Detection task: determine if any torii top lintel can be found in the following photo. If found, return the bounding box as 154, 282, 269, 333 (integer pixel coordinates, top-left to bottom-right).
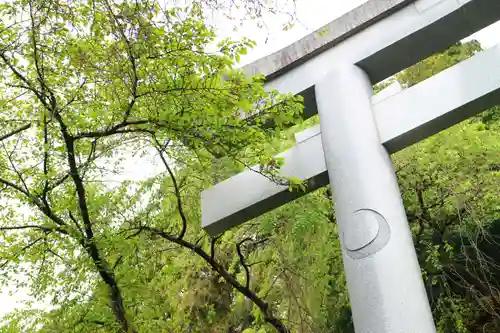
243, 0, 417, 81
240, 0, 500, 120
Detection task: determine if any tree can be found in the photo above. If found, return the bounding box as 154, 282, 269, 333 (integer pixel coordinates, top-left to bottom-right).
0, 0, 302, 332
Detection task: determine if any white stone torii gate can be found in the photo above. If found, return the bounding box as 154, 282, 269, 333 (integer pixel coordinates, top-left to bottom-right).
201, 0, 500, 332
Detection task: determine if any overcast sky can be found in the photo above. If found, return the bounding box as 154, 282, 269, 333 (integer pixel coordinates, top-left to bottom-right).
2, 0, 500, 319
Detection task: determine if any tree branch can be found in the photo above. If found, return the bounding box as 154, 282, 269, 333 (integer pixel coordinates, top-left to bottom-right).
130, 226, 290, 333
0, 54, 42, 98
0, 123, 32, 142
73, 120, 151, 139
2, 139, 31, 196
54, 108, 137, 333
68, 210, 84, 236
42, 111, 50, 199
237, 237, 252, 289
21, 236, 45, 251
210, 234, 222, 260
0, 224, 66, 234
0, 177, 30, 197
102, 0, 137, 122
28, 0, 56, 111
152, 135, 187, 239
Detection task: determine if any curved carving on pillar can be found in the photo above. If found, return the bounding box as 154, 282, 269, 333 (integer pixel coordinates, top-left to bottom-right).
342, 209, 391, 259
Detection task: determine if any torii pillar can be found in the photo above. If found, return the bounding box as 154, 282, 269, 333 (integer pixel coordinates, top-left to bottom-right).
316, 64, 434, 332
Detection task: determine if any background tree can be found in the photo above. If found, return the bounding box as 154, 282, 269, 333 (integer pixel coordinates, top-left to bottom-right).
393, 41, 500, 333
0, 0, 302, 331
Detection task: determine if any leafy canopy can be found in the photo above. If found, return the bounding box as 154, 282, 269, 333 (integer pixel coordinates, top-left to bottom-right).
0, 0, 302, 332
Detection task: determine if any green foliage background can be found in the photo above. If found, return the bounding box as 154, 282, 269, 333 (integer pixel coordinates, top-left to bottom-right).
0, 0, 499, 331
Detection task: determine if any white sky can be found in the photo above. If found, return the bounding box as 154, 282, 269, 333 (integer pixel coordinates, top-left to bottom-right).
2, 0, 500, 320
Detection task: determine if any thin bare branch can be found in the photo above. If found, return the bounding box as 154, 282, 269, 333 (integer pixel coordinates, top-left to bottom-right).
0, 224, 61, 233
0, 176, 30, 197
68, 210, 84, 236
237, 237, 252, 289
42, 111, 50, 198
152, 135, 188, 239
210, 234, 222, 260
0, 123, 32, 142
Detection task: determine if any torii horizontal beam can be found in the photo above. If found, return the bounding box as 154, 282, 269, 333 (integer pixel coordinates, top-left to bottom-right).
202, 44, 500, 235
246, 0, 500, 121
